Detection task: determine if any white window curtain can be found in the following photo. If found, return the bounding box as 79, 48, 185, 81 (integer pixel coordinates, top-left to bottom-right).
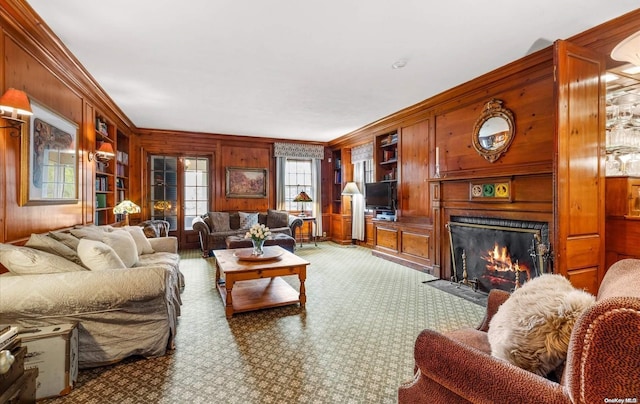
274, 143, 324, 236
351, 143, 371, 242
275, 157, 287, 210
311, 159, 322, 238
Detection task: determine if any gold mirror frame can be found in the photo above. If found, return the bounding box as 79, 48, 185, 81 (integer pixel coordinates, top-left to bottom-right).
472, 99, 515, 163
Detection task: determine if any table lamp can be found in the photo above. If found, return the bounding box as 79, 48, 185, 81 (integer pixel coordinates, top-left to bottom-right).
293, 187, 313, 217
113, 200, 141, 225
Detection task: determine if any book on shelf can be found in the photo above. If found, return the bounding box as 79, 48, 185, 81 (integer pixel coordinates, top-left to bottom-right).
96, 193, 107, 208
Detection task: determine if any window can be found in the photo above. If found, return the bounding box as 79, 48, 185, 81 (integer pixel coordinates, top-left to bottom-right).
183, 157, 209, 230
364, 158, 374, 184
285, 159, 312, 212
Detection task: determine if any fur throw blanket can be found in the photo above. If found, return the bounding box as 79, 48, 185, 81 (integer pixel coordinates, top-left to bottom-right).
487, 274, 596, 376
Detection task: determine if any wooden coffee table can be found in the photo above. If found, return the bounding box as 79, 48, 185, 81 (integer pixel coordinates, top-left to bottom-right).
213, 245, 310, 318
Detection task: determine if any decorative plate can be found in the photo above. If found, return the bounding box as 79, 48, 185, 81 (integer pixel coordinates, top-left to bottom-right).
233, 248, 283, 261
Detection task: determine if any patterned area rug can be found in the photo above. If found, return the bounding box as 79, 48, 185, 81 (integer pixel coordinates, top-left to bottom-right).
44, 243, 484, 404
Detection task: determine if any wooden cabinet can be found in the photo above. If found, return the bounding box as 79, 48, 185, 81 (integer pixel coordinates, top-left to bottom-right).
399, 120, 430, 217
371, 219, 433, 273
605, 176, 640, 270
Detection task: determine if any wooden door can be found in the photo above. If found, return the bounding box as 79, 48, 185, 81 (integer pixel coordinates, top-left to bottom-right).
554, 40, 606, 294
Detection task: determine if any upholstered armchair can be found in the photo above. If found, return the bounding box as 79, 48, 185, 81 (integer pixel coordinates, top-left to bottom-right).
398, 259, 640, 403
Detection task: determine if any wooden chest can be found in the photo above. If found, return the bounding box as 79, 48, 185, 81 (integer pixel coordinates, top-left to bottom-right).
19, 323, 78, 400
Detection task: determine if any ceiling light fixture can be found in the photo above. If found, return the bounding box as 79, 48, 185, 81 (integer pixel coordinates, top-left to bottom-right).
391, 59, 407, 69
611, 30, 640, 66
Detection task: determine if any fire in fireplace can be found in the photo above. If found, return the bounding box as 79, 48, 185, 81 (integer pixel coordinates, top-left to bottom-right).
447, 217, 550, 293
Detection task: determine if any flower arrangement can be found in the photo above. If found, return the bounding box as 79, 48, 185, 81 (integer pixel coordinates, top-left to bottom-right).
245, 223, 271, 242
245, 223, 271, 255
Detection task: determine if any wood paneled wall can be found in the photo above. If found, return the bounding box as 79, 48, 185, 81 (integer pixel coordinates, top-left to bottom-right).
136, 129, 323, 215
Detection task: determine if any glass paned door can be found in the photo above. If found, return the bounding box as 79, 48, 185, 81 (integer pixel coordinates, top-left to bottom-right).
150, 156, 178, 231
183, 157, 209, 230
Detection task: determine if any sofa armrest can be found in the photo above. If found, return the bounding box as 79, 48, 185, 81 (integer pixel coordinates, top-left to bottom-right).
563, 296, 640, 402
413, 329, 569, 403
192, 216, 211, 235
148, 236, 178, 254
477, 288, 510, 332
288, 215, 303, 238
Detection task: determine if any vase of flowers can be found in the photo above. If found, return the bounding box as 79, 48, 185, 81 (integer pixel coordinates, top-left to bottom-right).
245, 223, 271, 256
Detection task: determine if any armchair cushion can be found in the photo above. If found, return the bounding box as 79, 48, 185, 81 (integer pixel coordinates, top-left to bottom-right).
487, 274, 595, 376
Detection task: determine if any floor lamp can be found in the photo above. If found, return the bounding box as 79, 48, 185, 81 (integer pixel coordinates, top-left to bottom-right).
341, 182, 361, 247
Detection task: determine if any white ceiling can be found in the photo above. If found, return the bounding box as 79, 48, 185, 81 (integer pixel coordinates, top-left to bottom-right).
25, 1, 640, 142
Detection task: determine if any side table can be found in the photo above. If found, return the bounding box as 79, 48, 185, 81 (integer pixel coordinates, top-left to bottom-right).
297, 216, 318, 247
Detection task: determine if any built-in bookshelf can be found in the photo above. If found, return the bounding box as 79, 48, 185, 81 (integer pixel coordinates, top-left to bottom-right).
93, 113, 131, 225
332, 149, 342, 214
94, 113, 115, 225
376, 130, 398, 182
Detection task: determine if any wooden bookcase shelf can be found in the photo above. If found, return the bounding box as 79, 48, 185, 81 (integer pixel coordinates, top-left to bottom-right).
93, 113, 129, 225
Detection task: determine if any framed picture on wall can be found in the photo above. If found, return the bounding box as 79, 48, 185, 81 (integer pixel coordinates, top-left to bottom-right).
20, 99, 79, 205
225, 167, 268, 198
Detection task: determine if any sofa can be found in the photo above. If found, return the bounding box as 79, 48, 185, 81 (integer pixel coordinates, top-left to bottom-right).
192, 210, 302, 256
0, 224, 184, 368
398, 258, 640, 403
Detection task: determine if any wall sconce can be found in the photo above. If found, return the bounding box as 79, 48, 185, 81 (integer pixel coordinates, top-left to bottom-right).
113, 200, 141, 226
0, 88, 32, 137
611, 30, 640, 66
88, 141, 116, 163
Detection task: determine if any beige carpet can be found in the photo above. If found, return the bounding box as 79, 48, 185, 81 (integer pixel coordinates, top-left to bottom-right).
44, 242, 484, 404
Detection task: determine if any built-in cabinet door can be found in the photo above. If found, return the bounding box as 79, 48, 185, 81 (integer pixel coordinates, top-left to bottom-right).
399, 119, 430, 217
554, 40, 606, 294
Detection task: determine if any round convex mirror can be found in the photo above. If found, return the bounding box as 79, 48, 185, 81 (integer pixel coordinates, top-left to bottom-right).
472, 99, 515, 163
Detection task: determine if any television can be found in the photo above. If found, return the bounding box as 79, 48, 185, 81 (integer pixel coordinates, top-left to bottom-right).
365, 182, 394, 210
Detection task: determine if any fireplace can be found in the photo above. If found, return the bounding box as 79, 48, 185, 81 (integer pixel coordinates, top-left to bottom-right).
447, 217, 551, 293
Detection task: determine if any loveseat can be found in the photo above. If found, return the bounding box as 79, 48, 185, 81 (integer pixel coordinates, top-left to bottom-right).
398, 259, 640, 403
192, 210, 302, 256
0, 224, 184, 368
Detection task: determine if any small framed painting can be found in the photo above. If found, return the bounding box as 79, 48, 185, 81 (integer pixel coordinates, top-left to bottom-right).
225, 167, 268, 198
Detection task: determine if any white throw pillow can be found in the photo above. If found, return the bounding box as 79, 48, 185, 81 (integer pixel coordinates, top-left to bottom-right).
0, 244, 86, 274
487, 274, 596, 376
102, 230, 138, 267
239, 212, 259, 229
77, 239, 126, 271
124, 226, 155, 255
